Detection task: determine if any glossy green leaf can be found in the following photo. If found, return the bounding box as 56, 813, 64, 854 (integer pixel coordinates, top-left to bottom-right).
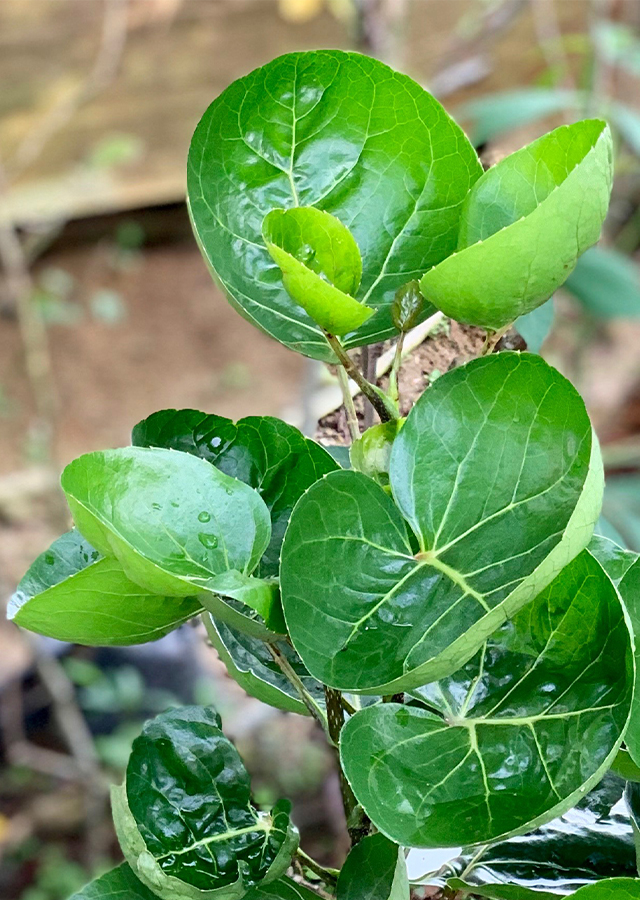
447, 880, 556, 899
69, 864, 159, 900
245, 878, 323, 900
420, 120, 613, 329
112, 706, 298, 900
187, 49, 481, 360
515, 298, 554, 353
8, 530, 201, 645
588, 534, 638, 585
203, 614, 324, 715
613, 749, 640, 783
340, 550, 633, 847
132, 410, 337, 578
391, 281, 428, 333
337, 833, 409, 900
262, 207, 372, 335
564, 246, 640, 319
617, 558, 640, 767
61, 446, 271, 598
282, 353, 602, 693
452, 771, 636, 895
349, 420, 402, 489
571, 880, 640, 898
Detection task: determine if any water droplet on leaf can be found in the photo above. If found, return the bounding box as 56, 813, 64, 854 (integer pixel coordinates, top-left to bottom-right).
198, 511, 211, 523
198, 533, 218, 550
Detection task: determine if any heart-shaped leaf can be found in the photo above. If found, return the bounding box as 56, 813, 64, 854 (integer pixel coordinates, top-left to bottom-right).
8, 530, 201, 645
61, 447, 271, 598
112, 706, 298, 900
262, 207, 373, 335
420, 120, 613, 329
337, 833, 409, 900
132, 410, 338, 578
281, 353, 603, 693
187, 49, 481, 360
203, 615, 324, 716
69, 864, 160, 900
617, 558, 640, 767
340, 550, 633, 847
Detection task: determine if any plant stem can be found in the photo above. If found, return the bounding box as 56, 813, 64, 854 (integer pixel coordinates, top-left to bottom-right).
388, 333, 405, 404
481, 322, 512, 355
324, 686, 370, 845
325, 332, 398, 423
296, 848, 339, 886
266, 644, 330, 737
336, 365, 361, 442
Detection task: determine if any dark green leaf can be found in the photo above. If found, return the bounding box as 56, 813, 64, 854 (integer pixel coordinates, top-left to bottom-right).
8, 531, 200, 645
515, 298, 554, 353
447, 880, 556, 899
340, 551, 633, 847
614, 750, 640, 783
132, 411, 337, 578
458, 88, 581, 145
337, 833, 409, 900
187, 49, 480, 360
282, 353, 602, 693
564, 247, 640, 319
571, 880, 640, 898
262, 207, 372, 335
420, 120, 613, 329
203, 614, 324, 716
69, 864, 159, 900
112, 706, 298, 900
588, 534, 638, 585
61, 446, 271, 597
245, 878, 322, 899
617, 559, 640, 767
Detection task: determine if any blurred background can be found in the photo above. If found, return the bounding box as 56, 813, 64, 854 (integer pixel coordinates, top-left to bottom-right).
2, 1, 640, 896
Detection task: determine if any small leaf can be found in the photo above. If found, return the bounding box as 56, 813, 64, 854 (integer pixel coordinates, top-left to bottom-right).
340, 550, 632, 847
69, 864, 159, 900
188, 49, 482, 359
349, 420, 403, 488
281, 353, 602, 693
112, 706, 298, 900
391, 281, 428, 333
564, 246, 640, 319
420, 120, 613, 329
8, 531, 200, 645
262, 207, 373, 336
132, 411, 338, 578
337, 833, 409, 900
61, 447, 271, 598
204, 615, 324, 715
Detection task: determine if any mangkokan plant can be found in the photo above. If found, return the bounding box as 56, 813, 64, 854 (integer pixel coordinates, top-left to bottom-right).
10, 50, 640, 900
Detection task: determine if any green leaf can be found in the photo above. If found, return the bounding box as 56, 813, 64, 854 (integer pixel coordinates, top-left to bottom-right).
187, 49, 481, 360
588, 534, 638, 585
564, 246, 640, 319
245, 878, 322, 899
112, 706, 298, 900
349, 420, 402, 489
337, 833, 409, 900
203, 615, 324, 716
571, 880, 640, 898
281, 353, 602, 693
340, 550, 633, 847
262, 207, 373, 335
420, 120, 613, 329
458, 88, 581, 145
447, 880, 556, 900
391, 281, 428, 333
69, 864, 159, 900
8, 531, 201, 645
61, 446, 271, 597
132, 410, 338, 578
613, 749, 640, 783
617, 558, 640, 767
515, 298, 554, 353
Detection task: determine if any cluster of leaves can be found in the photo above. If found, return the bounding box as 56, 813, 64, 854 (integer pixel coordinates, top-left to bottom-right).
8, 49, 640, 900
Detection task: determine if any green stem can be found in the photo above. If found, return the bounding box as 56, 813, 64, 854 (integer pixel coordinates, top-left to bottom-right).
324, 686, 370, 845
266, 644, 330, 737
388, 333, 405, 404
296, 848, 339, 886
336, 364, 361, 442
481, 322, 512, 356
325, 332, 398, 423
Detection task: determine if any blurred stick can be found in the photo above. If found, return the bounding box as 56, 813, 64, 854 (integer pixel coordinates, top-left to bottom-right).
531, 0, 576, 90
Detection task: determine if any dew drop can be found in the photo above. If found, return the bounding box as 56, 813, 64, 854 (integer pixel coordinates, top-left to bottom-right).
171, 501, 179, 508
151, 502, 162, 511
198, 532, 218, 550
198, 511, 211, 523
211, 436, 222, 449
297, 243, 316, 265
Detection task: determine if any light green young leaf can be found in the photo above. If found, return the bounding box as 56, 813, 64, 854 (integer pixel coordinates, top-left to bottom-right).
281, 353, 602, 693
337, 833, 409, 900
262, 207, 372, 336
68, 864, 160, 900
188, 49, 481, 359
61, 447, 271, 598
112, 706, 298, 900
420, 120, 613, 329
340, 550, 633, 848
203, 614, 324, 716
8, 530, 201, 645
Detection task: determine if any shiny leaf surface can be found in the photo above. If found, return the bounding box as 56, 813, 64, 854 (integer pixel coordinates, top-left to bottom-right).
69, 864, 159, 900
588, 534, 638, 585
262, 207, 372, 335
8, 530, 201, 645
62, 447, 271, 597
132, 410, 337, 578
337, 833, 409, 900
349, 420, 402, 489
340, 551, 633, 847
203, 614, 324, 715
281, 353, 602, 693
618, 558, 640, 766
447, 880, 556, 899
187, 49, 481, 359
245, 879, 323, 899
420, 121, 613, 329
112, 706, 297, 900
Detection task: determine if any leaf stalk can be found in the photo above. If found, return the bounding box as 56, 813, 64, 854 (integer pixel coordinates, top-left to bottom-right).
324, 332, 398, 423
